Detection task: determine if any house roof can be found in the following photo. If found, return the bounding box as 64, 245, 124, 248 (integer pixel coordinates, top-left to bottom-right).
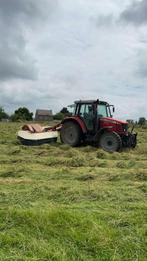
35, 109, 52, 116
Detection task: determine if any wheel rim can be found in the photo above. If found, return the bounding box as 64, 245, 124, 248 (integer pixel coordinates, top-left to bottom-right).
100, 134, 119, 152
63, 125, 77, 144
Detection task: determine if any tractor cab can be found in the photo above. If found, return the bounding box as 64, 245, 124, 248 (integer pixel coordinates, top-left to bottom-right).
72, 100, 114, 133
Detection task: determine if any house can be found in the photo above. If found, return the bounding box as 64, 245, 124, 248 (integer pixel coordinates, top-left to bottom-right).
35, 109, 53, 121
1, 118, 9, 122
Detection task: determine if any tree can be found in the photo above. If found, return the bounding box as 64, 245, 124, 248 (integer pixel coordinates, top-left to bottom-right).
138, 117, 146, 126
53, 107, 72, 121
60, 107, 69, 114
60, 107, 72, 116
126, 119, 134, 124
0, 107, 9, 121
11, 107, 33, 122
53, 112, 64, 121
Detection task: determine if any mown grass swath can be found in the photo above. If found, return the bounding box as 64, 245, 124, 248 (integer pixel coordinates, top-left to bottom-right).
0, 122, 146, 261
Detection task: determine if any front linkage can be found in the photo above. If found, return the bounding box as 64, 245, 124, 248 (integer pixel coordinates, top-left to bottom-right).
122, 126, 137, 148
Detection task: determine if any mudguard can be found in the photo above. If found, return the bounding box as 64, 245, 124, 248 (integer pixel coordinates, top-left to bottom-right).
61, 116, 87, 134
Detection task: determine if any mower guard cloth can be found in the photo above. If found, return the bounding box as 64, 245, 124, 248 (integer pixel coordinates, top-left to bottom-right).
22, 124, 45, 133
22, 123, 62, 133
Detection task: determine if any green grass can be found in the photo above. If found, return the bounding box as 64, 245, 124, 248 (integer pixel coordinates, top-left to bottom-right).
0, 122, 146, 261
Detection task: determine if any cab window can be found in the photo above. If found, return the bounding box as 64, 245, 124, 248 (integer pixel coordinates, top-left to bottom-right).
98, 105, 108, 117
79, 104, 93, 118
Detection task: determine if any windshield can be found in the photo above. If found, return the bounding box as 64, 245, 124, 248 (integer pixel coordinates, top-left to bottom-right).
98, 104, 111, 117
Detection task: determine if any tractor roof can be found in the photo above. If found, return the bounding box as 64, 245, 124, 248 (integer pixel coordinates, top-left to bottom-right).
74, 99, 108, 105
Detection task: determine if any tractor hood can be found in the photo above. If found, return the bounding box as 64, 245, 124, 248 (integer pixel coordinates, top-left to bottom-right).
100, 117, 128, 125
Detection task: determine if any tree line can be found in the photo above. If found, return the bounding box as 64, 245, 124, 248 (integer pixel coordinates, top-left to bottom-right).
126, 118, 146, 126
0, 106, 146, 125
0, 106, 71, 122
0, 107, 33, 122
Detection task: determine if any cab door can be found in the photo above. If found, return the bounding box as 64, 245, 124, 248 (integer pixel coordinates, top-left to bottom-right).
79, 103, 95, 132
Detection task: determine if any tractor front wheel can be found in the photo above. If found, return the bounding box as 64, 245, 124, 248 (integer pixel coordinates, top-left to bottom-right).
60, 121, 81, 147
99, 131, 122, 152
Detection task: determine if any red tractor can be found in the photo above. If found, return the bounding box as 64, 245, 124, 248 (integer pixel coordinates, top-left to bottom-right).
60, 99, 137, 152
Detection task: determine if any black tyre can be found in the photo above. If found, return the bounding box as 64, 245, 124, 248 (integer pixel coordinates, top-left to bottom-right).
60, 121, 81, 147
99, 131, 122, 152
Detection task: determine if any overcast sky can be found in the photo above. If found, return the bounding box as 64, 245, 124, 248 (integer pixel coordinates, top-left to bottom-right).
0, 0, 147, 119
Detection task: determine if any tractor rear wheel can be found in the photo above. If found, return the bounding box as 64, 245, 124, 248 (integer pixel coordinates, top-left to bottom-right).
60, 121, 81, 147
99, 131, 122, 152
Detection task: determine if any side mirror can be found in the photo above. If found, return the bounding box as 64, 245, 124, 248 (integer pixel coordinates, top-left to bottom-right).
113, 106, 115, 113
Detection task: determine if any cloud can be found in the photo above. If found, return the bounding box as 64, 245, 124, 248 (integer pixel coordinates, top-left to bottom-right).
0, 80, 60, 114
92, 14, 114, 28
0, 0, 58, 81
0, 0, 146, 120
136, 49, 147, 78
120, 0, 147, 26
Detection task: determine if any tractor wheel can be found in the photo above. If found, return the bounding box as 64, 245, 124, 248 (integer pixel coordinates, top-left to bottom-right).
99, 131, 122, 152
60, 121, 81, 147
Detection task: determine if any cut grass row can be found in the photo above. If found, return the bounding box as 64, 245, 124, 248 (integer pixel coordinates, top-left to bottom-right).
0, 122, 146, 260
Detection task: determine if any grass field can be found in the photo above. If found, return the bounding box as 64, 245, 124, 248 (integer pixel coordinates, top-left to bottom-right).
0, 122, 146, 261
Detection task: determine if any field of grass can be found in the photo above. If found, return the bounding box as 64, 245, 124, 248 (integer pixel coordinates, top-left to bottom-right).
0, 122, 146, 261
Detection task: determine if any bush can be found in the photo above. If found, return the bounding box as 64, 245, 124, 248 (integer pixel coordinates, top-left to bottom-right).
10, 107, 33, 122
53, 112, 64, 121
0, 107, 9, 121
